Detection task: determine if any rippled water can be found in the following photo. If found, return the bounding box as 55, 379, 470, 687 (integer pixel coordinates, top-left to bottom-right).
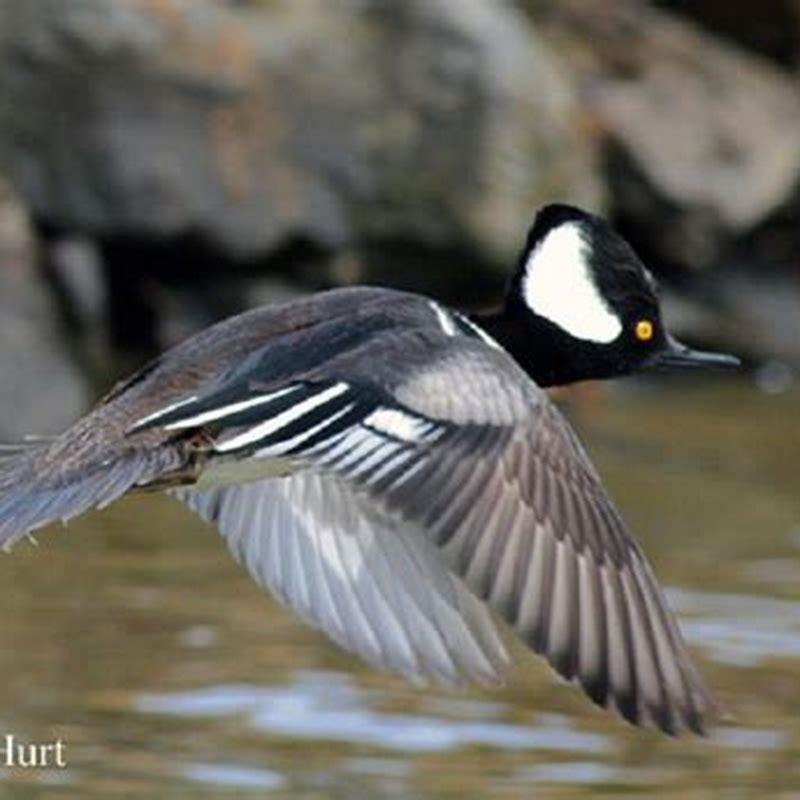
0, 378, 798, 798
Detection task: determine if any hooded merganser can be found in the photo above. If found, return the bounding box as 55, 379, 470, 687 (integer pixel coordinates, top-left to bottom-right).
0, 204, 737, 735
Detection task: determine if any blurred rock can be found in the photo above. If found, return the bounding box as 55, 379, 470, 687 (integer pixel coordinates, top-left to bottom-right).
654, 267, 800, 369
0, 179, 87, 436
0, 0, 601, 266
717, 272, 800, 365
537, 0, 800, 271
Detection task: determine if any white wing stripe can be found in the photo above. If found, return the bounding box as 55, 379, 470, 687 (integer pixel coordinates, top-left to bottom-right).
131, 395, 199, 429
163, 385, 303, 430
216, 383, 350, 453
254, 403, 356, 457
363, 408, 433, 443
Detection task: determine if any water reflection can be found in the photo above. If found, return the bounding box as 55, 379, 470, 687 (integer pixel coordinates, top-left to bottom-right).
183, 762, 285, 791
138, 672, 612, 754
669, 588, 800, 667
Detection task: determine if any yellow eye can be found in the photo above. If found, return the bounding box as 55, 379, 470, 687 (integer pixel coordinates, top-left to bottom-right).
635, 319, 654, 342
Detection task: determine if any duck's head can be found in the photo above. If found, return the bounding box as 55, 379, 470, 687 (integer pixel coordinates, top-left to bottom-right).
497, 204, 739, 387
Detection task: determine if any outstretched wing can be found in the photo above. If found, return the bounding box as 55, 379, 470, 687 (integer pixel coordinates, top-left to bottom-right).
369, 400, 715, 735
155, 325, 715, 735
174, 473, 509, 687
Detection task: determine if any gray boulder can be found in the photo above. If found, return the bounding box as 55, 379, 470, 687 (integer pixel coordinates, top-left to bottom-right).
0, 0, 602, 264
539, 0, 800, 267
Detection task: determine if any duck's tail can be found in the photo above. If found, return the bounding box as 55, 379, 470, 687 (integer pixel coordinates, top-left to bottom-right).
0, 428, 186, 552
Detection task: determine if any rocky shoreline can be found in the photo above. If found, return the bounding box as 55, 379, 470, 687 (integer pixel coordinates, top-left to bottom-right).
0, 0, 797, 434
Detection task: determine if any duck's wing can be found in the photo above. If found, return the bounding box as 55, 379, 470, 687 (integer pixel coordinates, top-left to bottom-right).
375, 384, 716, 736
159, 321, 715, 735
0, 288, 411, 550
174, 474, 509, 687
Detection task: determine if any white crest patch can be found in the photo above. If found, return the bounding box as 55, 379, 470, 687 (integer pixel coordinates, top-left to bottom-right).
522, 223, 622, 343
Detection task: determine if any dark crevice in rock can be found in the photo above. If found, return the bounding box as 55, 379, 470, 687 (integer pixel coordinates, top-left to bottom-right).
654, 0, 800, 67
358, 237, 507, 312
71, 228, 331, 385
34, 217, 87, 339
602, 142, 724, 285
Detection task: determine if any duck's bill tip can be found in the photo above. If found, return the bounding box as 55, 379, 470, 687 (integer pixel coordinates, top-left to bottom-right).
646, 336, 741, 371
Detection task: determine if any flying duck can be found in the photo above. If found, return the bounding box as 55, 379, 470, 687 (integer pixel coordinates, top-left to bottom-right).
0, 204, 738, 734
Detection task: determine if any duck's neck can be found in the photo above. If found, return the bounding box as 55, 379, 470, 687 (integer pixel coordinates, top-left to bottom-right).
470, 305, 607, 388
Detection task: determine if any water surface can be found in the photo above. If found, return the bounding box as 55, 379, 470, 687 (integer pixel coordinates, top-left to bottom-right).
0, 378, 798, 798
